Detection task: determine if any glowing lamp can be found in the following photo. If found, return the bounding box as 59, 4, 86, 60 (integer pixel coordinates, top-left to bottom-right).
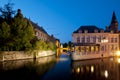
116, 51, 120, 56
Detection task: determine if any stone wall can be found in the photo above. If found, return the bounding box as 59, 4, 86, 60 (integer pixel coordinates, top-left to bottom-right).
0, 51, 55, 61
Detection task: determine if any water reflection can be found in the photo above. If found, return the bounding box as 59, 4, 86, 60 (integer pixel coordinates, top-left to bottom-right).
71, 58, 120, 80
0, 55, 56, 80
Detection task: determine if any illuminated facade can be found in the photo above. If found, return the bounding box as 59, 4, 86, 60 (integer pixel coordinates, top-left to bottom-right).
72, 26, 119, 53
30, 20, 57, 43
71, 12, 119, 60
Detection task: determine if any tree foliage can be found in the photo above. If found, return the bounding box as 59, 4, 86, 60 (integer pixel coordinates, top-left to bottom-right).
0, 3, 57, 51
0, 4, 34, 51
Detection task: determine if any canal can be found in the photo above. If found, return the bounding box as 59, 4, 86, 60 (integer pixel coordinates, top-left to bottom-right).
0, 54, 120, 80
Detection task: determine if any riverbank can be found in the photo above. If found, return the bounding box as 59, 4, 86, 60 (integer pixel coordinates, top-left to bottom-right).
0, 51, 55, 61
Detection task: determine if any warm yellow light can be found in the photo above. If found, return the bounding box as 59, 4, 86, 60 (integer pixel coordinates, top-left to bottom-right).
76, 67, 80, 73
118, 58, 120, 63
116, 51, 120, 56
91, 66, 94, 73
104, 70, 108, 78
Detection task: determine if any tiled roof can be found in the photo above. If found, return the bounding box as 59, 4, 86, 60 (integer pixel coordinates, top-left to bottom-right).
73, 25, 104, 33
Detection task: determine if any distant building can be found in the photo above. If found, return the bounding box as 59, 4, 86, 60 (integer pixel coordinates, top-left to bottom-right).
30, 21, 49, 41
72, 12, 119, 53
29, 20, 60, 50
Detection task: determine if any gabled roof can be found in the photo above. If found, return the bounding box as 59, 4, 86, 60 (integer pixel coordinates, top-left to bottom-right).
30, 20, 48, 34
73, 25, 103, 33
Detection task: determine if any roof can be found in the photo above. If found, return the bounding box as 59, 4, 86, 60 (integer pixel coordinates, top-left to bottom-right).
30, 21, 48, 34
73, 25, 103, 33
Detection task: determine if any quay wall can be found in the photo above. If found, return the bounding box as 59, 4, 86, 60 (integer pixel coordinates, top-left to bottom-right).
0, 51, 55, 61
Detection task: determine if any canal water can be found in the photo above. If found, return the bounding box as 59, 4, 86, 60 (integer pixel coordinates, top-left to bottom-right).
0, 54, 120, 80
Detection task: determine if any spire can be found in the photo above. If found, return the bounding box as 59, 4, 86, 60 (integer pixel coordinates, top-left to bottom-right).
111, 11, 118, 24
109, 11, 119, 33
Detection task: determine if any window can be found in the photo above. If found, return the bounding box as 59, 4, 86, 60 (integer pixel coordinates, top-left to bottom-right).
77, 37, 80, 43
111, 38, 114, 43
87, 37, 90, 43
111, 30, 113, 33
82, 37, 85, 43
100, 30, 104, 33
84, 30, 88, 33
94, 29, 98, 33
115, 38, 117, 43
101, 46, 104, 51
78, 30, 82, 33
93, 36, 96, 43
98, 36, 101, 42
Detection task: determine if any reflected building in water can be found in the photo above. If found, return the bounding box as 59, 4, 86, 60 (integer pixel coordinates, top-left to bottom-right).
71, 58, 120, 80
0, 55, 56, 80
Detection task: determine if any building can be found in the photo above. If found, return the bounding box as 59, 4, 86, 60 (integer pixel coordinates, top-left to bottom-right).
72, 12, 119, 57
29, 20, 60, 51
30, 21, 50, 41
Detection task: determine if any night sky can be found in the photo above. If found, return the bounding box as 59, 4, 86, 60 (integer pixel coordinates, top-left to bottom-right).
0, 0, 120, 43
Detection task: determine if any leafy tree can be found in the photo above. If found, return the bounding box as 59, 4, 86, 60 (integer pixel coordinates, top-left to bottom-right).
0, 3, 57, 52
68, 41, 73, 48
11, 9, 34, 50
0, 21, 10, 50
47, 42, 56, 51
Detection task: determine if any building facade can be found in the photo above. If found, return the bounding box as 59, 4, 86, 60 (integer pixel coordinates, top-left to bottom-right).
72, 12, 119, 55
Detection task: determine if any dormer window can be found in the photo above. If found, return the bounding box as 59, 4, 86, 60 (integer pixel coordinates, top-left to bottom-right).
78, 30, 82, 33
110, 30, 113, 33
94, 29, 98, 33
100, 30, 104, 33
84, 30, 88, 33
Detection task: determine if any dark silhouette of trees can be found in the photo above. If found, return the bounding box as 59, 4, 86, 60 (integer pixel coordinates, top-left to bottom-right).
0, 3, 15, 24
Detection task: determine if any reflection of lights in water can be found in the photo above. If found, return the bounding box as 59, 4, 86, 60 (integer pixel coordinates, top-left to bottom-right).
76, 67, 80, 73
81, 67, 84, 73
91, 66, 94, 73
104, 70, 108, 78
86, 66, 89, 72
117, 58, 120, 63
59, 58, 68, 61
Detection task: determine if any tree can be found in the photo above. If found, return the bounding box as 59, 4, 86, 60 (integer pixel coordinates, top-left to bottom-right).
0, 3, 15, 24
11, 9, 34, 50
63, 43, 68, 48
68, 41, 73, 48
0, 21, 10, 50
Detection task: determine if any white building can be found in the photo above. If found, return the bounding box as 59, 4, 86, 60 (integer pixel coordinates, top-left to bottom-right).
72, 12, 119, 58
72, 26, 119, 54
